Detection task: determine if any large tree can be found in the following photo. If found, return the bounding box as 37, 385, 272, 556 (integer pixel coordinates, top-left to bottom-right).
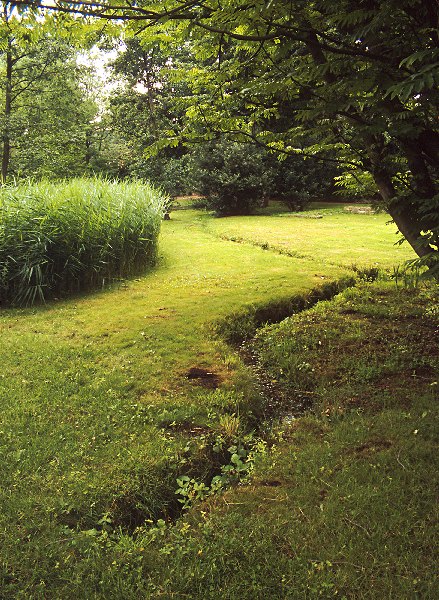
11, 0, 439, 263
0, 2, 106, 181
106, 38, 191, 186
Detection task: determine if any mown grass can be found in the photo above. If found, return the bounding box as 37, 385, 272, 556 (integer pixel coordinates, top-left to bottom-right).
202, 202, 414, 270
0, 178, 165, 306
0, 204, 433, 598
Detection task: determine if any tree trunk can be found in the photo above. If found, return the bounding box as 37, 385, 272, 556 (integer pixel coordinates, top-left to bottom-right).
1, 40, 13, 183
372, 168, 432, 257
365, 134, 436, 258
85, 127, 92, 166
400, 139, 437, 200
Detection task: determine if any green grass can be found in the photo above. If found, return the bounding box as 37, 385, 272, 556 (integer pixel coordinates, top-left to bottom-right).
202, 202, 414, 270
111, 283, 438, 600
0, 203, 434, 598
0, 178, 165, 306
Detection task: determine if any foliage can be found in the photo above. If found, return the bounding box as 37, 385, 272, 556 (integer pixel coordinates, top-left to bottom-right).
190, 140, 270, 215
267, 153, 337, 210
116, 0, 438, 259
0, 6, 102, 182
106, 37, 337, 205
334, 170, 378, 201
128, 154, 192, 197
105, 38, 192, 194
6, 45, 99, 180
189, 139, 337, 215
0, 178, 166, 305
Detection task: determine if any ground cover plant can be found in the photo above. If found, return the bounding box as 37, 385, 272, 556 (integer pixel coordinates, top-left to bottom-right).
0, 178, 166, 306
1, 204, 433, 598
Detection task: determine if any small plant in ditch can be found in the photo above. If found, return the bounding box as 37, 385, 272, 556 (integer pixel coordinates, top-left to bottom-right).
175, 422, 267, 511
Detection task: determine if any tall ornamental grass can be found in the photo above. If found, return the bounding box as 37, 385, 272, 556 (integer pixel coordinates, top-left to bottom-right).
0, 178, 167, 306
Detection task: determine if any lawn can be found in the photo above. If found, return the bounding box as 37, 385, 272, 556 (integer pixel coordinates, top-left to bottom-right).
1, 204, 434, 599
202, 203, 413, 270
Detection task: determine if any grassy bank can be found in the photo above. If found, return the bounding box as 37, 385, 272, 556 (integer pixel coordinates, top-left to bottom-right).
122, 282, 438, 599
1, 204, 433, 598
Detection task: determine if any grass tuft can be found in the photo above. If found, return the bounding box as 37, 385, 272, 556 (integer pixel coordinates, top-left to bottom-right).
0, 178, 167, 306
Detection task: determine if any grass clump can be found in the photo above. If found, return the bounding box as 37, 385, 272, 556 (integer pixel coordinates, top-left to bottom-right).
0, 178, 166, 306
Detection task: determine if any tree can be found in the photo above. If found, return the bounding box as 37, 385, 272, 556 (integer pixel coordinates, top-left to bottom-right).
6, 46, 100, 180
10, 1, 439, 264
0, 3, 105, 182
189, 138, 337, 215
106, 37, 193, 194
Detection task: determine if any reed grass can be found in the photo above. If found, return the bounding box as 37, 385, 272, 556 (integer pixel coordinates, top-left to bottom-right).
0, 178, 166, 306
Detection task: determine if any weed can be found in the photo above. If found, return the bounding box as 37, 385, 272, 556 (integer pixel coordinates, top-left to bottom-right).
392, 262, 427, 289
218, 413, 241, 438
175, 436, 266, 511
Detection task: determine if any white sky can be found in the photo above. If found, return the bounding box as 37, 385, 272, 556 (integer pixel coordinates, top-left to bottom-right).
76, 46, 120, 92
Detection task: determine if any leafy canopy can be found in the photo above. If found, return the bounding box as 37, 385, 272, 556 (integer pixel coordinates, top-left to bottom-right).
9, 0, 439, 263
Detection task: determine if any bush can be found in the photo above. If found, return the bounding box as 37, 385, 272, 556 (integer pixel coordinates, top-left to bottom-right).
129, 153, 192, 198
190, 140, 338, 215
0, 178, 166, 306
190, 140, 271, 215
268, 154, 338, 210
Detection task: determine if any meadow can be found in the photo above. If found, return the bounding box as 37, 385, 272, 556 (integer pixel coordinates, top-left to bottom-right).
1, 201, 437, 598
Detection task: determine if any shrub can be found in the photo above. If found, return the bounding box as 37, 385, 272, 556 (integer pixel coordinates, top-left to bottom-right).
0, 178, 166, 306
190, 140, 271, 215
190, 140, 338, 215
268, 154, 338, 210
129, 153, 192, 198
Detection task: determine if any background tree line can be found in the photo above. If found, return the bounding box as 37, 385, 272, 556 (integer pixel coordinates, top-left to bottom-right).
2, 0, 438, 266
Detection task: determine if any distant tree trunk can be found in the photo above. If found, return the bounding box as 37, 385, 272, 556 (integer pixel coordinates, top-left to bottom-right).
1, 41, 13, 183
141, 51, 157, 135
85, 127, 92, 166
145, 71, 157, 135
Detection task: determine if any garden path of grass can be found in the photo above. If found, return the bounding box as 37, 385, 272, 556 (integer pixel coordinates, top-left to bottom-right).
0, 208, 415, 594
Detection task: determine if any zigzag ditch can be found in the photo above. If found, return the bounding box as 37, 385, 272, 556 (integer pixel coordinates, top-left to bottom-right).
214, 275, 359, 345
87, 274, 373, 534
214, 275, 365, 421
